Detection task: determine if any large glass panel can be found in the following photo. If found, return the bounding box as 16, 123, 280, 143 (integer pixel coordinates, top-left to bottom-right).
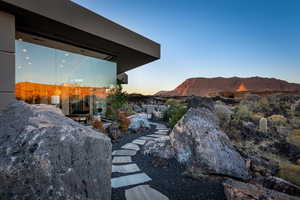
15, 40, 116, 118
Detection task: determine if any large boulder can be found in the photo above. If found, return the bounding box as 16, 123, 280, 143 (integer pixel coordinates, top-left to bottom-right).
0, 101, 112, 200
169, 107, 249, 180
128, 114, 151, 131
223, 179, 300, 200
143, 136, 175, 159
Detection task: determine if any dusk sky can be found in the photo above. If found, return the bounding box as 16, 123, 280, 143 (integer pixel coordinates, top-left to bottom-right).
73, 0, 300, 95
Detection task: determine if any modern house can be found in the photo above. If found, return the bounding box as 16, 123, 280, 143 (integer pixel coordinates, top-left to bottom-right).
0, 0, 160, 118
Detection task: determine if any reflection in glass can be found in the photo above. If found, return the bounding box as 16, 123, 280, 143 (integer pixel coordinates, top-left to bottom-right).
15, 40, 116, 117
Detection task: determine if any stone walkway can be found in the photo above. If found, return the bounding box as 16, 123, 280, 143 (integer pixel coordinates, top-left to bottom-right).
111, 122, 170, 200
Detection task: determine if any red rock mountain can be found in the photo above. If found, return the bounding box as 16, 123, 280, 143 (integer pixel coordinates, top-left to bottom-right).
155, 77, 300, 96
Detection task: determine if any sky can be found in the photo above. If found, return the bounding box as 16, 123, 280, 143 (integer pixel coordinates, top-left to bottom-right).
73, 0, 300, 95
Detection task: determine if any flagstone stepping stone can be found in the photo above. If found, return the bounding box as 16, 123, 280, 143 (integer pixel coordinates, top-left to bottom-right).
112, 163, 140, 173
154, 131, 168, 135
139, 136, 156, 140
112, 150, 137, 156
148, 134, 165, 138
125, 185, 169, 200
156, 128, 169, 131
122, 143, 140, 151
111, 173, 152, 188
112, 156, 132, 164
132, 139, 146, 145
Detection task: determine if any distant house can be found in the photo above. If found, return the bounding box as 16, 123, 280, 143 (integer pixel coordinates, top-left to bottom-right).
0, 0, 160, 117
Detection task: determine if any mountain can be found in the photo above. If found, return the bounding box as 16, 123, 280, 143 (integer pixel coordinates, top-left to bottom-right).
155, 77, 300, 96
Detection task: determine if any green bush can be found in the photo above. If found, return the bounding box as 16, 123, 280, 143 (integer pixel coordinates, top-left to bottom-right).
106, 81, 128, 120
234, 104, 253, 121
163, 103, 187, 128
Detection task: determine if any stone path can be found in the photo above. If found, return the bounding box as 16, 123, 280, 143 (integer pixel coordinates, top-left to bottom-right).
111, 122, 170, 200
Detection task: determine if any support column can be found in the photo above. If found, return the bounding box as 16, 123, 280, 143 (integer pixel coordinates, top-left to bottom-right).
0, 11, 15, 110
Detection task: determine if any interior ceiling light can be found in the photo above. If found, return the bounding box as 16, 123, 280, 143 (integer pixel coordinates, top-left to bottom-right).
25, 56, 30, 60
28, 62, 32, 65
64, 53, 69, 56
22, 49, 27, 52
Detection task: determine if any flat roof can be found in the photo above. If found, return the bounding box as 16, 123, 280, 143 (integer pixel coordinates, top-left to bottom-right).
0, 0, 160, 74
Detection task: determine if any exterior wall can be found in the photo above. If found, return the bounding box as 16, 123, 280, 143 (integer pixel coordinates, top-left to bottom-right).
0, 11, 15, 110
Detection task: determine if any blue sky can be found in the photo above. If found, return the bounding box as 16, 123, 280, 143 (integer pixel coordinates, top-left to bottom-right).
74, 0, 300, 94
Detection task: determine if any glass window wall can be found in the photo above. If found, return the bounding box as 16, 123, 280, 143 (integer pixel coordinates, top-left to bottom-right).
15, 40, 116, 117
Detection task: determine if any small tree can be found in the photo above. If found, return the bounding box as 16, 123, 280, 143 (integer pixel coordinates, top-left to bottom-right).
106, 80, 128, 120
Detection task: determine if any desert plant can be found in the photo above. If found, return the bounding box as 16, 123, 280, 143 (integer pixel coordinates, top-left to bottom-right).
234, 104, 253, 121
106, 80, 128, 120
163, 103, 187, 128
267, 114, 288, 126
117, 111, 131, 132
259, 117, 268, 133
92, 120, 105, 132
278, 162, 300, 187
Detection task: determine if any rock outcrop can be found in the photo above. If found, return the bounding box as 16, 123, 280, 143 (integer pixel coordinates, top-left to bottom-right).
0, 101, 112, 200
143, 136, 175, 159
128, 114, 151, 131
223, 179, 300, 200
169, 106, 249, 180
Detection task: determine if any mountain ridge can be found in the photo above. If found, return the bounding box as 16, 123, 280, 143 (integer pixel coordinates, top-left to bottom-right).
155, 77, 300, 96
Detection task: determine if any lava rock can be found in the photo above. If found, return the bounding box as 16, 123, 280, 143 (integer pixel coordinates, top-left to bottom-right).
170, 107, 249, 180
143, 136, 175, 159
186, 96, 215, 111
128, 114, 151, 131
0, 101, 112, 200
261, 176, 300, 197
223, 178, 300, 200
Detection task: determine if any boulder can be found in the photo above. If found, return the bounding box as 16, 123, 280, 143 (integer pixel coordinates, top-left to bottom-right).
143, 136, 175, 159
223, 178, 300, 200
128, 114, 151, 131
151, 111, 163, 121
292, 100, 300, 116
107, 122, 122, 140
0, 101, 112, 200
214, 104, 233, 125
170, 107, 249, 180
186, 96, 215, 111
261, 176, 300, 197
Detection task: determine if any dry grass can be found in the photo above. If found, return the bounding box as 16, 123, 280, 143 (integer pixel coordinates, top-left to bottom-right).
288, 129, 300, 149
278, 162, 300, 187
267, 115, 287, 124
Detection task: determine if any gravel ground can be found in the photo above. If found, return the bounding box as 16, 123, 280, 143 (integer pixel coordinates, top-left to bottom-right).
111, 124, 226, 200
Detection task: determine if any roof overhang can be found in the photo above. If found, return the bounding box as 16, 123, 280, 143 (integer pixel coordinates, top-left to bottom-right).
0, 0, 160, 74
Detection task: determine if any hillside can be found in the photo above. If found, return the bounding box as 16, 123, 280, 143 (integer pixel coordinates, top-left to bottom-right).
155, 77, 300, 96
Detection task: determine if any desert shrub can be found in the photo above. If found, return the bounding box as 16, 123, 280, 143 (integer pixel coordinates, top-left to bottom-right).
165, 99, 177, 106
290, 117, 300, 129
92, 120, 105, 132
252, 113, 265, 120
106, 81, 128, 120
215, 104, 233, 128
278, 162, 300, 187
267, 114, 288, 126
234, 104, 253, 121
288, 129, 300, 149
117, 111, 130, 132
163, 103, 187, 128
